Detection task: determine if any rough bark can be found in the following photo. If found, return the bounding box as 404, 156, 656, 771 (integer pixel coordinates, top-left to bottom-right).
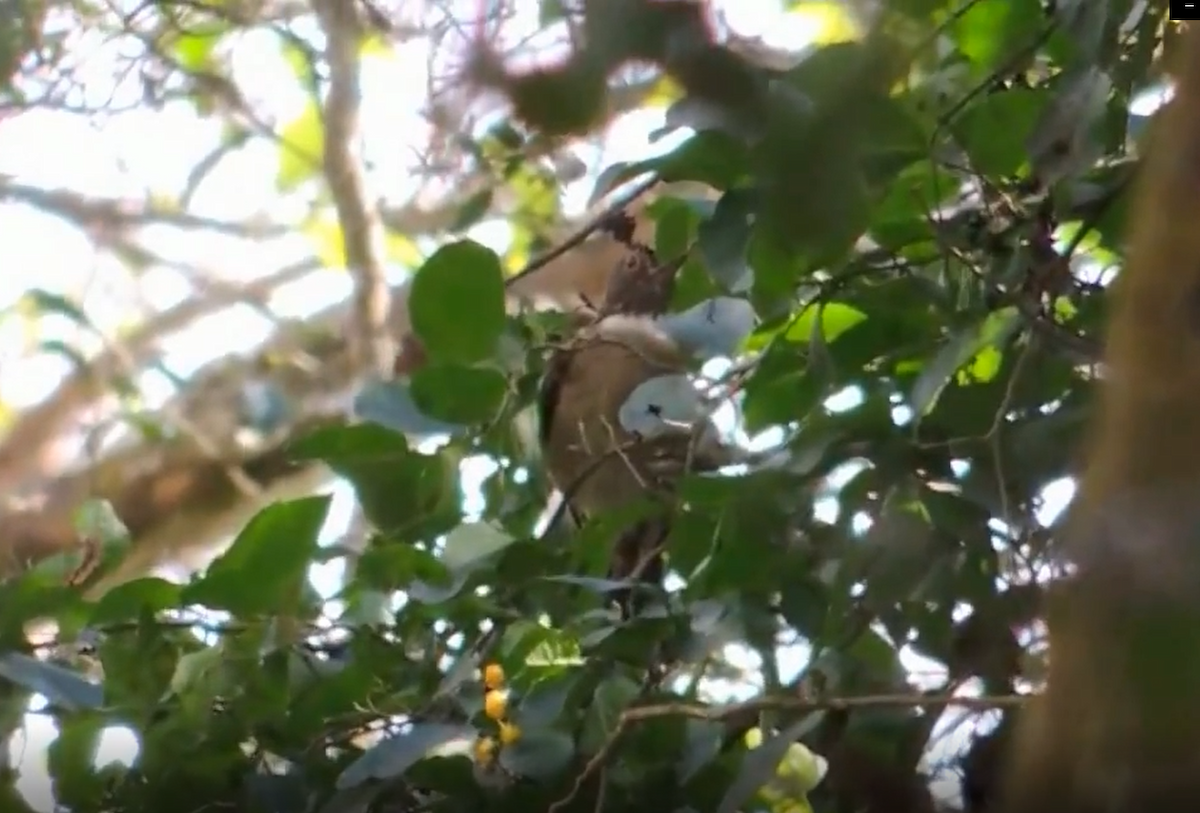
1000, 21, 1200, 813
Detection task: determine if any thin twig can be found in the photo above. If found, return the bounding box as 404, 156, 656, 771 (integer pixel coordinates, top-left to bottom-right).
548, 690, 1026, 813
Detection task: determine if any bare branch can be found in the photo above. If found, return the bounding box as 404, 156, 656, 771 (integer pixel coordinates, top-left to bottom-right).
0, 180, 289, 239
313, 0, 392, 376
0, 260, 320, 491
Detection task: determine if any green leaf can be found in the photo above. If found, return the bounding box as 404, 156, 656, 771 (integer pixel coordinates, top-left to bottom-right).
278, 37, 317, 87
303, 216, 347, 269
409, 240, 507, 365
909, 310, 1021, 417
441, 522, 517, 571
291, 424, 462, 535
47, 714, 105, 809
169, 646, 225, 696
656, 130, 752, 190
953, 0, 1045, 75
784, 302, 868, 344
277, 101, 324, 191
336, 723, 477, 789
605, 131, 751, 198
24, 288, 89, 325
449, 188, 495, 233
499, 728, 575, 780
678, 719, 725, 782
89, 577, 182, 625
173, 23, 226, 73
540, 0, 567, 25
354, 379, 465, 438
580, 674, 640, 754
647, 195, 704, 259
513, 674, 577, 729
953, 89, 1050, 178
698, 190, 755, 292
182, 496, 331, 615
409, 364, 507, 425
0, 653, 102, 710
859, 499, 937, 608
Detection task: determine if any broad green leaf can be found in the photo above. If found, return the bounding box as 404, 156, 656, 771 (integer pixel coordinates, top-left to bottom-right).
888, 0, 949, 19
47, 714, 105, 809
303, 216, 346, 269
336, 723, 477, 789
24, 288, 89, 325
513, 675, 576, 729
540, 0, 567, 25
441, 522, 517, 571
409, 364, 507, 425
277, 101, 324, 191
661, 95, 753, 141
498, 727, 575, 780
291, 424, 462, 535
349, 536, 449, 594
1026, 66, 1112, 185
953, 89, 1050, 177
359, 33, 393, 59
617, 130, 753, 194
278, 37, 317, 87
169, 646, 225, 695
678, 719, 725, 782
354, 379, 464, 439
952, 0, 1045, 75
89, 577, 182, 625
0, 653, 102, 711
909, 309, 1021, 417
173, 24, 225, 73
580, 674, 640, 754
858, 498, 937, 608
408, 240, 507, 365
784, 302, 868, 344
647, 195, 704, 259
183, 496, 331, 615
524, 628, 584, 668
785, 1, 862, 45
698, 190, 756, 292
449, 188, 495, 233
385, 231, 423, 267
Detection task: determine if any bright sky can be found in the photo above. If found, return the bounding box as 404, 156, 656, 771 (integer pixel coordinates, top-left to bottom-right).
0, 1, 1095, 807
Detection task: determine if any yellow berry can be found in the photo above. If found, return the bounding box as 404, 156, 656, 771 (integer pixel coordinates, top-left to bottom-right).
484, 689, 508, 721
498, 721, 522, 745
474, 735, 497, 765
483, 663, 505, 690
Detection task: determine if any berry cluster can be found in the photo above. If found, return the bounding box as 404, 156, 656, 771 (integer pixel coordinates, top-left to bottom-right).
473, 662, 521, 767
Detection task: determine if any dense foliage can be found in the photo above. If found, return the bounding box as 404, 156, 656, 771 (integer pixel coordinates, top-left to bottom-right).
0, 0, 1173, 811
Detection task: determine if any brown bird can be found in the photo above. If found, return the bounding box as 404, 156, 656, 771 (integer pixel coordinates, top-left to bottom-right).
537, 311, 733, 613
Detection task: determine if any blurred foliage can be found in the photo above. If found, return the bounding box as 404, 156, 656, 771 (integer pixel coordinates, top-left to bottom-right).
0, 0, 1173, 811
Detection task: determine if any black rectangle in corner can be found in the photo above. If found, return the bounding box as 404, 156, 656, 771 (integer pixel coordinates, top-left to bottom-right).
1172, 0, 1200, 20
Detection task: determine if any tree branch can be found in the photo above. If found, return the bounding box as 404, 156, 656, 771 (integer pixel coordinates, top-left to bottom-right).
313, 0, 392, 376
0, 260, 320, 491
0, 180, 290, 239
